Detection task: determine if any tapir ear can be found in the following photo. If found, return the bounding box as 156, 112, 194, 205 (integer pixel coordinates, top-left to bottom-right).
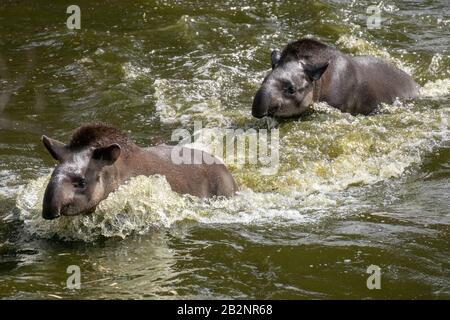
271, 49, 281, 69
42, 135, 68, 162
303, 61, 329, 82
92, 144, 121, 165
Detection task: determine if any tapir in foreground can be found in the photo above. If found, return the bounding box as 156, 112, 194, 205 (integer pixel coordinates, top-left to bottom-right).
252, 38, 419, 118
41, 123, 237, 220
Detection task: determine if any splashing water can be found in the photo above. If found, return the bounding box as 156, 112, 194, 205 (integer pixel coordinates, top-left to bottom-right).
16, 175, 333, 241
15, 102, 448, 242
14, 34, 450, 242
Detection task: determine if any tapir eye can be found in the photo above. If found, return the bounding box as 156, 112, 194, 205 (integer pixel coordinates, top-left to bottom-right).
284, 83, 296, 95
73, 178, 86, 189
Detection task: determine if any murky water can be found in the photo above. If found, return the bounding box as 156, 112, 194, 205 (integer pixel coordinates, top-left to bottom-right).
1, 0, 449, 299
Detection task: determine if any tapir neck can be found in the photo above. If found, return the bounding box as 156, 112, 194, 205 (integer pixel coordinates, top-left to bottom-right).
312, 79, 322, 103
115, 146, 159, 182
310, 52, 336, 104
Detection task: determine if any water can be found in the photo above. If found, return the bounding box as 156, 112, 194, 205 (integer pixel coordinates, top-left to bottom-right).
1, 0, 449, 299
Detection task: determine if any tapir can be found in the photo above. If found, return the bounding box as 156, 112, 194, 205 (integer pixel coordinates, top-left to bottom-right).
41, 123, 237, 220
252, 38, 419, 118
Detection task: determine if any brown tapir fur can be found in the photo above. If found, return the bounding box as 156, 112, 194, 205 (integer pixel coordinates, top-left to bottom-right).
41, 123, 238, 220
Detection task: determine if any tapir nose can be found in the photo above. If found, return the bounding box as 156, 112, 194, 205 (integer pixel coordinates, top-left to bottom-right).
42, 197, 61, 220
42, 180, 62, 220
42, 207, 61, 220
252, 87, 271, 118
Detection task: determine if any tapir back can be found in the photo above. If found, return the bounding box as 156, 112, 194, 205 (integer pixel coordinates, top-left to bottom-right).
352, 56, 419, 111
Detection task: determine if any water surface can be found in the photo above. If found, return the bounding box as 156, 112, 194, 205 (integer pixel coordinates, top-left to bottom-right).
0, 0, 449, 299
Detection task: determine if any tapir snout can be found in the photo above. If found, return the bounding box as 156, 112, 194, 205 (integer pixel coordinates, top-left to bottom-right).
42, 176, 72, 220
252, 87, 271, 118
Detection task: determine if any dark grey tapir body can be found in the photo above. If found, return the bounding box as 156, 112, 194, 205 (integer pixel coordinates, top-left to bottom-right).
41, 123, 238, 220
252, 38, 419, 118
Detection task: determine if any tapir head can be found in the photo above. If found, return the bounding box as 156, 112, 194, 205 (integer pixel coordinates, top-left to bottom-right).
252, 49, 329, 119
41, 135, 122, 220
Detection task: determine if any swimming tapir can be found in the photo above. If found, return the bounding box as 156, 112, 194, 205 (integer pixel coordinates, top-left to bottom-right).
41, 123, 237, 220
252, 38, 419, 118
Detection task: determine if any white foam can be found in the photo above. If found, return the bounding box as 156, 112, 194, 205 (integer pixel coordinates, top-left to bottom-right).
16, 175, 330, 241
122, 62, 151, 81
420, 79, 450, 98
154, 78, 230, 126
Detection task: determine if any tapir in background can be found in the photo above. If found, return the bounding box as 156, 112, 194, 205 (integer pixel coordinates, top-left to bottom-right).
252, 38, 419, 118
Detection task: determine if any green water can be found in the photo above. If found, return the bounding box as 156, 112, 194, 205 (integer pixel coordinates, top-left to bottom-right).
1, 0, 449, 299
